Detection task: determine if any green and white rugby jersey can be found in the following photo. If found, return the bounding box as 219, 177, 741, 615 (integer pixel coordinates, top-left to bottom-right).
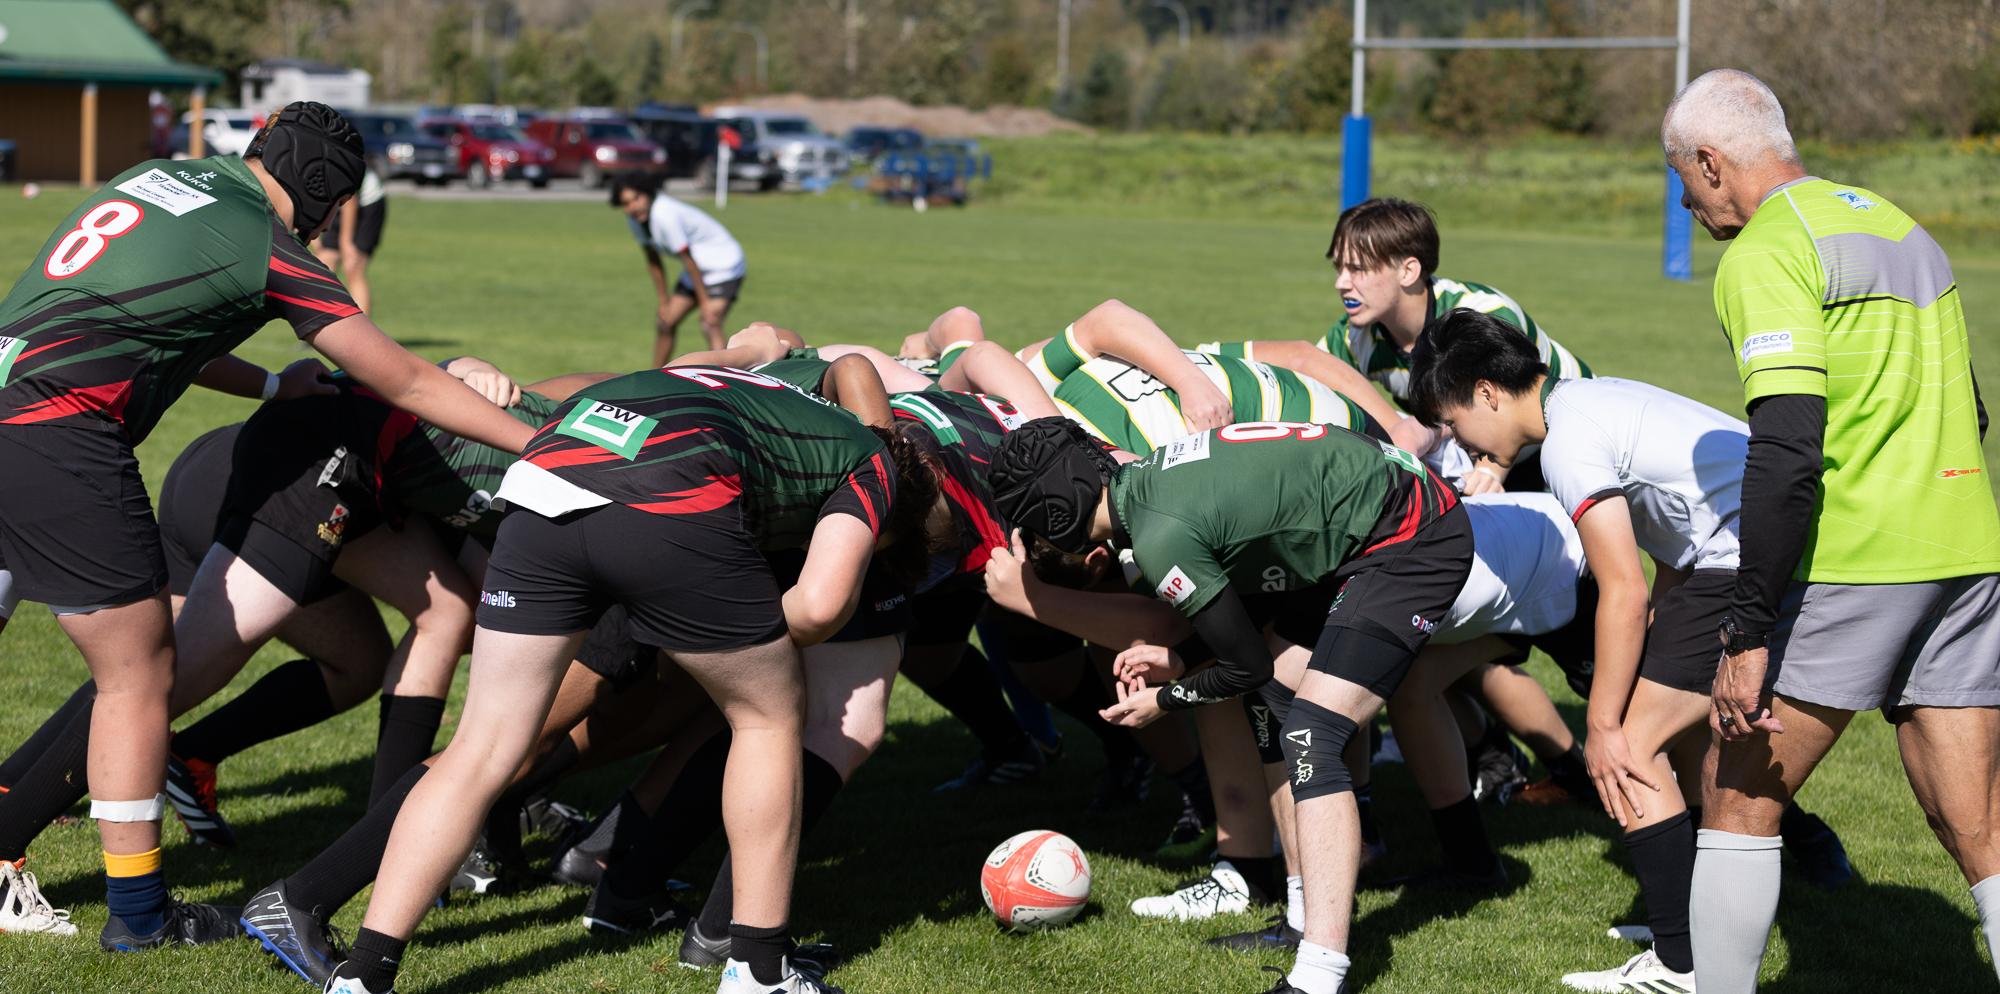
1716, 177, 2000, 583
1200, 276, 1591, 407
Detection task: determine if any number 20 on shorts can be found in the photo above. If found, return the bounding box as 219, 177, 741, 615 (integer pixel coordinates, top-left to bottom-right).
44, 201, 144, 280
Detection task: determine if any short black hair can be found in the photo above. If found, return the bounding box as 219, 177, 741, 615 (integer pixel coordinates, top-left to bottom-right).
607, 170, 662, 207
1404, 308, 1547, 427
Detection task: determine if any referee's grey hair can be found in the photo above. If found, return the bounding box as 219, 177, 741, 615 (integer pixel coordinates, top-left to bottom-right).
1661, 69, 1800, 167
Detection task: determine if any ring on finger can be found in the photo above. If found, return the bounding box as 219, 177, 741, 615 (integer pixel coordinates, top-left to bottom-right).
1719, 715, 1736, 728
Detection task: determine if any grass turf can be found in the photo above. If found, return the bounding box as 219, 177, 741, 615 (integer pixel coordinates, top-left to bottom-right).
1, 146, 1998, 993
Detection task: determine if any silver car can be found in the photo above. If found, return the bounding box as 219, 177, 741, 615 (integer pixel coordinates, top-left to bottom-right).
711, 109, 850, 189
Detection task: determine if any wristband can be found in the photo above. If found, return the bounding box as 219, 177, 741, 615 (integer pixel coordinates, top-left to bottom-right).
259, 370, 280, 401
1469, 464, 1503, 484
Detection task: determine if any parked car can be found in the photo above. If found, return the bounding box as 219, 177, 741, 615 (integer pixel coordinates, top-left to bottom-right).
420, 117, 554, 188
521, 115, 665, 187
0, 140, 15, 181
710, 108, 850, 189
180, 109, 262, 157
344, 110, 459, 184
844, 125, 922, 162
627, 107, 718, 182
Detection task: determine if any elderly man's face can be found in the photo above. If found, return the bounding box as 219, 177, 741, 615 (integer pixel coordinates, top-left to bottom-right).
1672, 149, 1748, 241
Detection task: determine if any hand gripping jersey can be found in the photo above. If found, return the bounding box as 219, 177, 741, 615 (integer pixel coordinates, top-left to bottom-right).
499, 366, 893, 550
1539, 377, 1746, 572
889, 388, 1025, 582
1022, 329, 1371, 454
1198, 276, 1590, 408
1110, 422, 1458, 618
0, 156, 360, 443
386, 391, 564, 543
1716, 177, 2000, 583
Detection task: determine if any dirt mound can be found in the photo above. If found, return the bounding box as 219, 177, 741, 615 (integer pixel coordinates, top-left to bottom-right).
709, 94, 1089, 138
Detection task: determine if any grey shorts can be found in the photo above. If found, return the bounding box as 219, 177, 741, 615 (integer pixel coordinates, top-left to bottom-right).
1767, 574, 2000, 712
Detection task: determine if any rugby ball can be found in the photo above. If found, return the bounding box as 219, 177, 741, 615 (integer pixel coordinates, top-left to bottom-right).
979, 829, 1091, 931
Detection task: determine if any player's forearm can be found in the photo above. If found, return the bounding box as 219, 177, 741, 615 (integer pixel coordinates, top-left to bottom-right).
1072, 298, 1205, 384
1159, 592, 1273, 710
195, 355, 275, 399
944, 342, 1060, 420
1010, 586, 1188, 650
680, 251, 710, 305
1257, 339, 1413, 444
822, 355, 893, 428
525, 372, 617, 400
644, 251, 671, 303
1584, 581, 1650, 732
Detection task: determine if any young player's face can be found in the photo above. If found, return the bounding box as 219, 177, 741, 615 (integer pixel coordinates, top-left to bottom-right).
616, 189, 652, 224
1434, 387, 1528, 466
1332, 251, 1412, 327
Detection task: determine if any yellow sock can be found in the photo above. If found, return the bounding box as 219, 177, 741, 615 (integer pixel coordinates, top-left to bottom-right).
103, 847, 162, 878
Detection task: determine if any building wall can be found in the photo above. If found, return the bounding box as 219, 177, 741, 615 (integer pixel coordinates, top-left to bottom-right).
0, 83, 157, 183
241, 69, 371, 118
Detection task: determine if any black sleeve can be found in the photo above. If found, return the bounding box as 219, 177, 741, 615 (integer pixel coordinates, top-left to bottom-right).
1729, 393, 1826, 634
265, 216, 362, 338
1975, 369, 1988, 442
1156, 586, 1272, 712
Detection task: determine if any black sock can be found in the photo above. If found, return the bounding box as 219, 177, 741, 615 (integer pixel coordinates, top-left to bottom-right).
0, 682, 93, 792
371, 695, 445, 807
730, 921, 790, 984
1167, 759, 1217, 825
695, 750, 846, 934
285, 765, 428, 913
1224, 854, 1277, 901
482, 738, 581, 861
1428, 796, 1496, 876
172, 660, 338, 764
1624, 811, 1695, 973
1355, 783, 1382, 847
0, 690, 93, 862
605, 732, 731, 900
906, 645, 1031, 761
1778, 802, 1828, 843
337, 927, 408, 991
578, 790, 648, 860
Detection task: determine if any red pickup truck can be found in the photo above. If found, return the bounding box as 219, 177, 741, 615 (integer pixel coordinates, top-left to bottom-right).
521, 116, 665, 187
420, 118, 556, 188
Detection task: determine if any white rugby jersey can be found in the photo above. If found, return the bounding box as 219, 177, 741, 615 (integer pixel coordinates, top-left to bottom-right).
1435, 492, 1586, 644
1539, 377, 1746, 572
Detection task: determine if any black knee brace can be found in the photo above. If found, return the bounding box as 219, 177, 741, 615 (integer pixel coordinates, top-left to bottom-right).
1279, 699, 1358, 803
1247, 679, 1296, 765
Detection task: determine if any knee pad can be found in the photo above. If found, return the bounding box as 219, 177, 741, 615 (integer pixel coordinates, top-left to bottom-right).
90, 794, 165, 823
1279, 700, 1358, 804
1247, 680, 1296, 765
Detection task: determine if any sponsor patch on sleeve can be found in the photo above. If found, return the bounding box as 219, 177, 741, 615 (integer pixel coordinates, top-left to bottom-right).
114, 168, 216, 216
1739, 331, 1794, 363
1155, 565, 1198, 605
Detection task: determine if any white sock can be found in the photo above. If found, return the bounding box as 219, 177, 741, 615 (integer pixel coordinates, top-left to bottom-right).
1286, 874, 1305, 931
1286, 940, 1350, 994
1974, 874, 2000, 983
1689, 829, 1782, 994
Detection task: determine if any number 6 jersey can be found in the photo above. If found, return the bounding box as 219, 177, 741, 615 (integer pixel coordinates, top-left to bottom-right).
0, 155, 360, 443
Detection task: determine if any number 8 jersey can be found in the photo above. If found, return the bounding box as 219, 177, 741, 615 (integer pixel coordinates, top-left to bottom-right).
1111, 423, 1460, 618
0, 155, 359, 443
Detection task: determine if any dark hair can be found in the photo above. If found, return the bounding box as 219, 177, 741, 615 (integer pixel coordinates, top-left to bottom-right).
607, 170, 663, 208
869, 422, 949, 589
1404, 309, 1547, 427
1326, 197, 1439, 278
1023, 532, 1102, 590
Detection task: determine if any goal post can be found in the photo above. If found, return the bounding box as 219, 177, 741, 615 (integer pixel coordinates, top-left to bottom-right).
1342, 0, 1695, 281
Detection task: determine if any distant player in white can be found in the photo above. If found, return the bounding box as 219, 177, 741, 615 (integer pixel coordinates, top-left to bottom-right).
609, 172, 748, 364
1407, 309, 1852, 993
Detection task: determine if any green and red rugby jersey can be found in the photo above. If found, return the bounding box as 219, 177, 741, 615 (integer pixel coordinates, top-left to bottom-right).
505, 366, 894, 549
889, 388, 1026, 581
0, 155, 360, 443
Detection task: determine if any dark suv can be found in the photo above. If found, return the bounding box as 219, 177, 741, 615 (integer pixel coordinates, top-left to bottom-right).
343, 110, 459, 184
628, 107, 719, 182
845, 126, 923, 162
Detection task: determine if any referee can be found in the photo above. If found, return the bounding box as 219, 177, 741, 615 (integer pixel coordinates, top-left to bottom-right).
1663, 69, 2000, 990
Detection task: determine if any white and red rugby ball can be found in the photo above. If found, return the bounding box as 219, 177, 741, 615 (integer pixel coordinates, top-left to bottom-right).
979, 829, 1092, 931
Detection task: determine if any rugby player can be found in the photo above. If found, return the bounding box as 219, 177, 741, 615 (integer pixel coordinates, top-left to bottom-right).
0, 101, 535, 951
1661, 70, 2000, 990
610, 172, 748, 363
1408, 309, 1854, 991
320, 367, 937, 994
988, 416, 1473, 994
1202, 198, 1591, 492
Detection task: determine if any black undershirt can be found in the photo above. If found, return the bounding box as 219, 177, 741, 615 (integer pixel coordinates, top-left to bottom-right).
1728, 394, 1825, 634
1157, 587, 1272, 711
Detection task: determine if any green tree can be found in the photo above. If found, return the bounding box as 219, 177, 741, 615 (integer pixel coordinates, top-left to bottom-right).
1069, 46, 1132, 127
980, 31, 1036, 108
118, 0, 278, 95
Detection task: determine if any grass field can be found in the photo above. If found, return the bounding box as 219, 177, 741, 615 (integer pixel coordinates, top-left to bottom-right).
1, 135, 1998, 994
